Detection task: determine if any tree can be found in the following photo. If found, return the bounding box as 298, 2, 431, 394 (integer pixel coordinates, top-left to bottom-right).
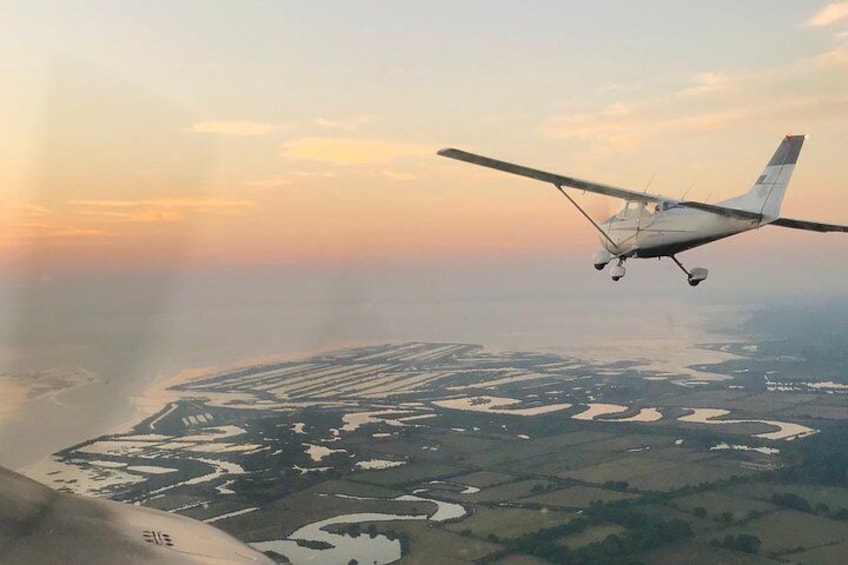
719, 533, 762, 554
746, 509, 763, 521
772, 492, 811, 512
734, 534, 762, 554
693, 506, 707, 518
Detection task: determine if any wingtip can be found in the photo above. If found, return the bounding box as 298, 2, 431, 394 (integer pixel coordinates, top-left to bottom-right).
436, 147, 455, 156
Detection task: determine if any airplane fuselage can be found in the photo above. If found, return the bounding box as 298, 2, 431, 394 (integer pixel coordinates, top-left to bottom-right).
599, 202, 761, 258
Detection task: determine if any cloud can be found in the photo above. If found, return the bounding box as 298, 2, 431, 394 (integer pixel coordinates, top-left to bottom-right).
24, 205, 54, 217
313, 115, 380, 130
70, 197, 254, 223
807, 44, 848, 67
190, 121, 279, 136
678, 72, 732, 97
71, 197, 253, 209
245, 176, 293, 189
4, 222, 107, 243
674, 109, 745, 131
293, 171, 337, 178
0, 204, 54, 222
600, 102, 630, 117
281, 137, 430, 165
806, 3, 848, 26
74, 209, 186, 223
381, 170, 417, 181
539, 43, 848, 153
538, 95, 848, 152
538, 102, 648, 149
598, 83, 643, 94
31, 227, 107, 238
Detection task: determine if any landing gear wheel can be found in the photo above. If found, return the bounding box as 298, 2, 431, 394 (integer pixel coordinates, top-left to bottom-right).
669, 256, 708, 287
592, 251, 612, 271
609, 262, 626, 282
687, 267, 708, 287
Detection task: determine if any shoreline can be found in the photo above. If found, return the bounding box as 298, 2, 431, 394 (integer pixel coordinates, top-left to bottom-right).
12, 341, 368, 474
9, 306, 747, 477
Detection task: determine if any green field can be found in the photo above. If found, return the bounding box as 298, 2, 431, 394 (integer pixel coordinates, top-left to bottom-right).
389, 521, 500, 564
520, 485, 638, 509
648, 543, 779, 565
724, 482, 848, 512
670, 490, 777, 522
625, 458, 756, 491
451, 470, 518, 488
789, 539, 848, 564
462, 479, 558, 503
489, 555, 551, 565
350, 463, 465, 486
710, 510, 848, 557
557, 524, 626, 549
443, 506, 574, 539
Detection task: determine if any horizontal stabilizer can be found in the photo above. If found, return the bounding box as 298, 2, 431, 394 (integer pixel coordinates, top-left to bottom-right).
770, 217, 848, 232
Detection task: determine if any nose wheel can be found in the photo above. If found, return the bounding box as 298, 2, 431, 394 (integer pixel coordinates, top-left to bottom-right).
610, 259, 626, 281
669, 256, 708, 286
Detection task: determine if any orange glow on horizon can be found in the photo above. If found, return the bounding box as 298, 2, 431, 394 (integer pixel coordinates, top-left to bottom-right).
3, 8, 847, 278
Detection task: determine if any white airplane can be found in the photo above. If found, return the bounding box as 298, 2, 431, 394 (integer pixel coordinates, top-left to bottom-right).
438, 135, 848, 286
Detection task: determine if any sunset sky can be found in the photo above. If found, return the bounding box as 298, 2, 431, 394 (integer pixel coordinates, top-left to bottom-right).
1, 1, 848, 279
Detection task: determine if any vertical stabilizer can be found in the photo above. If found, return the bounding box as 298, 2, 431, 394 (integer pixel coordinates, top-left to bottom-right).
725, 134, 805, 220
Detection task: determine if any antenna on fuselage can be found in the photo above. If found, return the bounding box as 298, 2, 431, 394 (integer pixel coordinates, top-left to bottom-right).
636, 173, 655, 234
642, 173, 655, 194
680, 182, 695, 201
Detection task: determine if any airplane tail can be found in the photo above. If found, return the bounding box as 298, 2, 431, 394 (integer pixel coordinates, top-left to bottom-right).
724, 134, 805, 221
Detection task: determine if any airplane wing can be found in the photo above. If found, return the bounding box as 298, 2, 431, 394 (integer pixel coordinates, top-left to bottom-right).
769, 217, 848, 233
0, 466, 276, 564
669, 201, 762, 220
437, 148, 763, 221
438, 147, 666, 203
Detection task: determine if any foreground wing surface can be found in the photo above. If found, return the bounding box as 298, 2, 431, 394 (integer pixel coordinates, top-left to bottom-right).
769, 217, 848, 232
437, 148, 665, 203
0, 467, 275, 564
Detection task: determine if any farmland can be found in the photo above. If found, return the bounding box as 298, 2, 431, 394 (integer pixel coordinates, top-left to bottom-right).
24, 337, 848, 564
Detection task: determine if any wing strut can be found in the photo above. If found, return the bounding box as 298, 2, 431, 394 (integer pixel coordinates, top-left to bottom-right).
554, 184, 620, 251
